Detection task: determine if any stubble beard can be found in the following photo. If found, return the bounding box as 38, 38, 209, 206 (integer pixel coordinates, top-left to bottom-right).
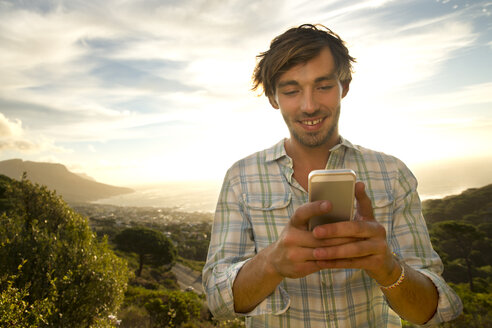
284, 106, 340, 148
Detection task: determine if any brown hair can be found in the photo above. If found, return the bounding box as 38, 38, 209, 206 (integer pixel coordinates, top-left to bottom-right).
252, 24, 356, 99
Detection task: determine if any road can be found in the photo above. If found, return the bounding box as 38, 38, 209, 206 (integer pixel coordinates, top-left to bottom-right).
171, 263, 204, 294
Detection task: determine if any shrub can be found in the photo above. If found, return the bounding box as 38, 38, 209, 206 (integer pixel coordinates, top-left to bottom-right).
0, 175, 129, 327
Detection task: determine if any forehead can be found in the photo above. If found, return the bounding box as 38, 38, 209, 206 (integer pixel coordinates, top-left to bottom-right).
276, 47, 337, 86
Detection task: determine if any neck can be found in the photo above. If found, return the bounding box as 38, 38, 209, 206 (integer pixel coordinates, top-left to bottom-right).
285, 134, 340, 172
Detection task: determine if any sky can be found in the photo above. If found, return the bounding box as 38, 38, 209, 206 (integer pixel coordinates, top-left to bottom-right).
0, 0, 491, 189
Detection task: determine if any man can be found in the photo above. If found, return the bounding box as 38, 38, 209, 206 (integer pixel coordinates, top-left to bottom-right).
203, 24, 462, 327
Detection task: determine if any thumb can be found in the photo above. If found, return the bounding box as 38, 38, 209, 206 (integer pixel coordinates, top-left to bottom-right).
290, 200, 332, 230
355, 182, 375, 221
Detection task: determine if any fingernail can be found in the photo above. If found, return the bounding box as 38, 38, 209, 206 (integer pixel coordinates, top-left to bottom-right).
313, 248, 324, 259
321, 201, 329, 211
314, 226, 325, 238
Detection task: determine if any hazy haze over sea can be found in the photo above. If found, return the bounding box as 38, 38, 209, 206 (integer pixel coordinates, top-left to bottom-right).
93, 180, 222, 213
93, 157, 492, 213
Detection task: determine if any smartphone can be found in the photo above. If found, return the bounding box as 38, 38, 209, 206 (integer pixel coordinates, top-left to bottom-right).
308, 169, 356, 231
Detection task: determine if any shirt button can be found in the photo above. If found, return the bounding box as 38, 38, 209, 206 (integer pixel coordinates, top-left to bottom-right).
327, 312, 335, 320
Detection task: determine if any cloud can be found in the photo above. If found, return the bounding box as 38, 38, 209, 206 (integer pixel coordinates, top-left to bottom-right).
0, 112, 23, 137
399, 82, 492, 113
0, 0, 246, 142
0, 112, 71, 153
0, 113, 42, 152
0, 0, 490, 185
349, 18, 476, 95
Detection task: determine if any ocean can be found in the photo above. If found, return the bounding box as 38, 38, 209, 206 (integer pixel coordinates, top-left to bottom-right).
92, 181, 221, 213
92, 158, 492, 212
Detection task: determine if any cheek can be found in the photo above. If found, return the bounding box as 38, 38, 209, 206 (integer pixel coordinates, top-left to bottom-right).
319, 94, 341, 107
282, 94, 303, 106
277, 100, 298, 115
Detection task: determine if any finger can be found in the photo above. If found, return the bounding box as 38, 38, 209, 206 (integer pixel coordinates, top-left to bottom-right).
315, 256, 373, 270
355, 182, 375, 221
315, 253, 390, 274
313, 220, 386, 240
313, 237, 386, 261
280, 228, 320, 249
283, 246, 319, 262
284, 231, 360, 249
290, 200, 332, 229
316, 236, 361, 246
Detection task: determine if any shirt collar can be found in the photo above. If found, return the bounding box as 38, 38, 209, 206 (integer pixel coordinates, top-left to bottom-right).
265, 139, 288, 162
331, 135, 359, 152
265, 136, 359, 163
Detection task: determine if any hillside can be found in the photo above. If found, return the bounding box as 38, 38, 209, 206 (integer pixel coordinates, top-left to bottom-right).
422, 183, 492, 226
0, 159, 134, 203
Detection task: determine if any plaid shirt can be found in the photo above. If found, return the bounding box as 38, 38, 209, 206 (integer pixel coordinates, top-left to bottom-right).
203, 137, 462, 328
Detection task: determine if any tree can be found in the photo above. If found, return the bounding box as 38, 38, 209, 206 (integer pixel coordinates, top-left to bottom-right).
0, 175, 129, 327
431, 221, 484, 291
114, 227, 177, 277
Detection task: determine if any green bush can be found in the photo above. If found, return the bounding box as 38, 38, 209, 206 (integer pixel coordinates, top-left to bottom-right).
439, 283, 492, 328
118, 305, 151, 328
0, 175, 129, 327
0, 265, 53, 327
123, 286, 203, 327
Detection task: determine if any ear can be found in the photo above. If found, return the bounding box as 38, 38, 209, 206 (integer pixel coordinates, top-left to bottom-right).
341, 81, 350, 98
268, 95, 279, 109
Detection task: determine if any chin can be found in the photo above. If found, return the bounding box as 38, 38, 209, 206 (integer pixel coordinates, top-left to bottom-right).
294, 133, 328, 148
292, 125, 338, 148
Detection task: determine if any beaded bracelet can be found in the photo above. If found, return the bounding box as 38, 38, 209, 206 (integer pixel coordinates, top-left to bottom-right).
380, 261, 405, 290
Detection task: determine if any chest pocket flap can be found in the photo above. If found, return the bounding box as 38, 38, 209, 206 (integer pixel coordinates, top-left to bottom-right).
242, 193, 292, 249
371, 193, 394, 208
242, 193, 292, 211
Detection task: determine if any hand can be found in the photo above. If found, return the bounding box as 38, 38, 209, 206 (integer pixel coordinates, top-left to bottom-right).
311, 182, 400, 285
268, 200, 359, 279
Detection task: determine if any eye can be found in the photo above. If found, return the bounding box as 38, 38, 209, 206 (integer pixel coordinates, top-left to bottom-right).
282, 90, 299, 96
318, 85, 333, 91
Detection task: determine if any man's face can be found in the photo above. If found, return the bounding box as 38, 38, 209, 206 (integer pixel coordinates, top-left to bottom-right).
270, 47, 349, 149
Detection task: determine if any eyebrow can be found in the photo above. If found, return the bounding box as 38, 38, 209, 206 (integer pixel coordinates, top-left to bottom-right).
314, 73, 337, 83
277, 73, 337, 88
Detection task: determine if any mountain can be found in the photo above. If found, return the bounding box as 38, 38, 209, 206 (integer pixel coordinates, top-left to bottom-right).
0, 159, 134, 203
422, 183, 492, 226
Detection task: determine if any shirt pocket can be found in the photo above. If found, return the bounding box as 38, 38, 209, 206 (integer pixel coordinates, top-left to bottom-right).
370, 193, 394, 231
242, 193, 292, 251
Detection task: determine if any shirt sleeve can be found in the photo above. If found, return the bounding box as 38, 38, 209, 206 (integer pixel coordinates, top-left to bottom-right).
202, 165, 290, 319
390, 160, 463, 326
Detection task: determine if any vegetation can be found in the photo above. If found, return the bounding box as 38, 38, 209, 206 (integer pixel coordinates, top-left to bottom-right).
0, 264, 53, 327
115, 227, 177, 277
0, 174, 129, 327
120, 286, 205, 327
440, 283, 492, 328
2, 172, 490, 327
423, 184, 492, 226
423, 184, 492, 327
430, 221, 489, 292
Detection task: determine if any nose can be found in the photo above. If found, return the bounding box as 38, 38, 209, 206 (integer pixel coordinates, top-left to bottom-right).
300, 90, 318, 114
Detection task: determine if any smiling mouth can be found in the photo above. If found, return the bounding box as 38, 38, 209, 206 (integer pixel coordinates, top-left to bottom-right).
302, 118, 323, 126
299, 117, 324, 126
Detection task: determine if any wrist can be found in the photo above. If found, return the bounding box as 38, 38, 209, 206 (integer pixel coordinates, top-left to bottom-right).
377, 253, 405, 289
262, 243, 286, 281
373, 253, 401, 286
380, 262, 405, 290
